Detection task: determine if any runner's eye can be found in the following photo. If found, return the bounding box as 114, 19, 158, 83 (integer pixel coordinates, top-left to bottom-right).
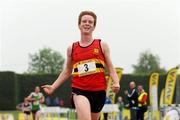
88, 20, 93, 24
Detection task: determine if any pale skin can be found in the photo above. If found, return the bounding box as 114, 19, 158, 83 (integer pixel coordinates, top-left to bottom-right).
42, 14, 120, 120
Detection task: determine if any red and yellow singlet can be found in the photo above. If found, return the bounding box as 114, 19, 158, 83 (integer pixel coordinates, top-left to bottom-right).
72, 39, 107, 91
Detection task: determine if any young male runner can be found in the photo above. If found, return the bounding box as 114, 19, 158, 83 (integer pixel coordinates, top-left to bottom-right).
42, 10, 120, 120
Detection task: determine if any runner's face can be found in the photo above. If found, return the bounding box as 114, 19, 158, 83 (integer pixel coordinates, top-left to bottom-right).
35, 87, 40, 93
79, 15, 95, 35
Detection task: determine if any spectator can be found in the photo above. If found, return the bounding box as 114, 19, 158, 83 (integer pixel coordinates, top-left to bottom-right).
116, 96, 124, 120
137, 85, 148, 120
53, 97, 60, 106
45, 96, 51, 106
59, 99, 64, 107
124, 81, 138, 120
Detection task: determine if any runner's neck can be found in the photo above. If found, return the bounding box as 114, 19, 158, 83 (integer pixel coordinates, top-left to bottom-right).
79, 37, 94, 47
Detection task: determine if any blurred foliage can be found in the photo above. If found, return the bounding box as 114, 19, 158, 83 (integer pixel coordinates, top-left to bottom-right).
132, 50, 166, 75
27, 47, 65, 74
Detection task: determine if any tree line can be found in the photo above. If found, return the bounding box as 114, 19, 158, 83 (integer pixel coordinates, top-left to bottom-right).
26, 47, 166, 75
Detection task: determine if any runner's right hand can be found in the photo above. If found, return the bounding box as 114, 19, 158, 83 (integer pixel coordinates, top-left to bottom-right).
41, 85, 54, 95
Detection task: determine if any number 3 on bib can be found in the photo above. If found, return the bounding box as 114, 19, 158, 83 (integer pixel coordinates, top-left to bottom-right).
77, 61, 96, 76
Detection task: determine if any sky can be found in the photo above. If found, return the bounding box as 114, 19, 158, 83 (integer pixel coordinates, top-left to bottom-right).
0, 0, 180, 74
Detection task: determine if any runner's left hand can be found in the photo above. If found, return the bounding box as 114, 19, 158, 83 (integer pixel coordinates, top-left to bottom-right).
112, 82, 120, 93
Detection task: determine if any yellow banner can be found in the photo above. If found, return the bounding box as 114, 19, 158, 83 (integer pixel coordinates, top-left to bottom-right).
106, 67, 123, 104
152, 111, 160, 120
149, 72, 159, 110
159, 88, 165, 107
164, 67, 178, 105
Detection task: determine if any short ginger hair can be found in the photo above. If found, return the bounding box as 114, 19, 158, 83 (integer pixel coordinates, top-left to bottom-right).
78, 11, 97, 27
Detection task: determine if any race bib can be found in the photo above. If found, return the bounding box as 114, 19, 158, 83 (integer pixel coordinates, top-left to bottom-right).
77, 61, 96, 76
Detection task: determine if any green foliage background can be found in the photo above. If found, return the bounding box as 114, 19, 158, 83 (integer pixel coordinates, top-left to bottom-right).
1, 71, 178, 110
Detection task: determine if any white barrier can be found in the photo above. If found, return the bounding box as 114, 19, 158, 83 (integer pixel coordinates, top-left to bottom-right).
101, 104, 119, 120
101, 104, 119, 113
163, 109, 179, 120
160, 104, 180, 120
41, 107, 70, 114
40, 107, 70, 120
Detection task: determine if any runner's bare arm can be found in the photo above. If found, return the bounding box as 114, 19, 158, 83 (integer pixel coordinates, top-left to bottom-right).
42, 45, 73, 94
40, 95, 45, 104
101, 41, 120, 93
51, 45, 73, 89
26, 94, 35, 102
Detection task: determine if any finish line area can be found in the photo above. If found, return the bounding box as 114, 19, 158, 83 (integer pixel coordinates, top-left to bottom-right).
0, 105, 121, 120
0, 104, 180, 120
